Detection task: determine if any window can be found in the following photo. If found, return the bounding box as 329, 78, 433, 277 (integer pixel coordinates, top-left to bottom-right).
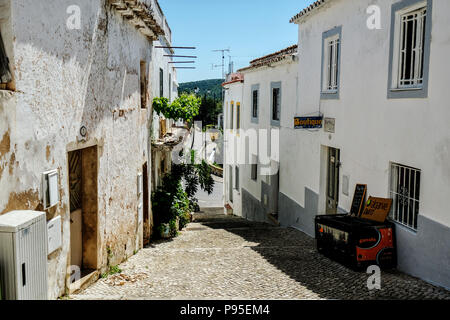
251, 84, 259, 123
0, 29, 12, 89
235, 166, 239, 190
272, 89, 280, 120
325, 38, 339, 91
229, 166, 233, 203
398, 8, 427, 88
225, 102, 228, 128
252, 91, 258, 117
388, 0, 432, 98
251, 163, 258, 181
159, 68, 164, 97
169, 73, 172, 102
230, 102, 234, 130
251, 154, 258, 181
140, 61, 147, 109
390, 163, 421, 230
271, 82, 281, 126
321, 26, 342, 99
236, 103, 241, 131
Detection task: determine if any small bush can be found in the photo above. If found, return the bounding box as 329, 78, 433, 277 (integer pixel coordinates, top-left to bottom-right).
151, 160, 214, 239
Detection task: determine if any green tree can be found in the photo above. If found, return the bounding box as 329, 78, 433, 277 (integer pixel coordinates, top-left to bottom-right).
195, 96, 222, 127
152, 93, 201, 122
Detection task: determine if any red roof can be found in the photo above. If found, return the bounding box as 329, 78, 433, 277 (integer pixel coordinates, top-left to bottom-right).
222, 73, 244, 87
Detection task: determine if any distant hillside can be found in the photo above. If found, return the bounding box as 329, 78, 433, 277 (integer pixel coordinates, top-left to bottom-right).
179, 79, 223, 100
179, 79, 224, 126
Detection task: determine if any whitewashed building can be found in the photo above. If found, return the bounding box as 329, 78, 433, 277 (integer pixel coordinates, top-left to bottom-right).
222, 47, 299, 221
0, 0, 176, 298
150, 29, 180, 193
285, 0, 449, 289
222, 73, 244, 217
223, 0, 450, 290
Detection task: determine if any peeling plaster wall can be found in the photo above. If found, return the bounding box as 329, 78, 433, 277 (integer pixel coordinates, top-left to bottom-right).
0, 0, 166, 298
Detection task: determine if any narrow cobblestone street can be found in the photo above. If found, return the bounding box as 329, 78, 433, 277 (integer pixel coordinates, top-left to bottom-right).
71, 209, 450, 300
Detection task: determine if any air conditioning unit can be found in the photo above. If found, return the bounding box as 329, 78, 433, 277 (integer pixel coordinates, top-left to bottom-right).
0, 210, 48, 300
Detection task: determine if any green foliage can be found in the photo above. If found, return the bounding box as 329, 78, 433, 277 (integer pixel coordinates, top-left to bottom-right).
169, 218, 179, 237
106, 247, 112, 258
179, 211, 191, 231
151, 171, 191, 238
170, 94, 201, 121
152, 93, 201, 122
178, 79, 223, 126
151, 159, 215, 239
152, 96, 169, 115
190, 149, 196, 164
196, 160, 215, 195
101, 265, 122, 278
109, 265, 122, 275
156, 224, 169, 237
196, 97, 222, 127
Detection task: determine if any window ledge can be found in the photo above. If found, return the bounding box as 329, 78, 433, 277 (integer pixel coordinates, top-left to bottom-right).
321, 90, 338, 94
387, 85, 427, 99
320, 90, 340, 100
271, 120, 281, 127
390, 87, 423, 92
390, 219, 418, 234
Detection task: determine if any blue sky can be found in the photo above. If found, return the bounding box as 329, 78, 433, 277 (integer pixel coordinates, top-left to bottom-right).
158, 0, 311, 84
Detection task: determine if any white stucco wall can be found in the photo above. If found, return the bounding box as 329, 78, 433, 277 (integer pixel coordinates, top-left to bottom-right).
223, 80, 244, 216
240, 60, 299, 204
291, 0, 450, 228
223, 58, 298, 218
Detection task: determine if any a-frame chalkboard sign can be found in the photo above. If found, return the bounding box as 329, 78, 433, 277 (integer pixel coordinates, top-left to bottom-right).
350, 184, 367, 217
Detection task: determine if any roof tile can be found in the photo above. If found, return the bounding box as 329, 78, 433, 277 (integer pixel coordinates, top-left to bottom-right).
289, 0, 329, 23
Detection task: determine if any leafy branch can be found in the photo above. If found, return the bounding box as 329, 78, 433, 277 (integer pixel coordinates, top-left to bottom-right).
152, 93, 201, 122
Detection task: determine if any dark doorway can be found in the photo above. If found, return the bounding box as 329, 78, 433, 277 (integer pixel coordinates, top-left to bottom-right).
326, 147, 340, 214
143, 162, 150, 244
68, 146, 99, 278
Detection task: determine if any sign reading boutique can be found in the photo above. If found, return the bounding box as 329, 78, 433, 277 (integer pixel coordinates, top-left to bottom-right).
294, 116, 323, 129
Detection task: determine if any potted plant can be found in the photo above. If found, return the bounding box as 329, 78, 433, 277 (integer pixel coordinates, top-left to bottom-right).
158, 223, 171, 239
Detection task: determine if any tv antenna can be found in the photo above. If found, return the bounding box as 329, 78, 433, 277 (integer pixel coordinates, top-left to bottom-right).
212, 48, 230, 79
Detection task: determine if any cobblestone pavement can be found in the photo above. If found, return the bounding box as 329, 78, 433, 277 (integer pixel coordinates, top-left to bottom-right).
71, 209, 450, 300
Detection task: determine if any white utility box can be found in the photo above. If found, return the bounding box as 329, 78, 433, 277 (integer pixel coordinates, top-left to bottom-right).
47, 215, 62, 255
0, 210, 48, 300
42, 169, 59, 209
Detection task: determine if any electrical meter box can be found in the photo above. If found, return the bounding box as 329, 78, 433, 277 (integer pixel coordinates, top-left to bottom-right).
0, 210, 48, 300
